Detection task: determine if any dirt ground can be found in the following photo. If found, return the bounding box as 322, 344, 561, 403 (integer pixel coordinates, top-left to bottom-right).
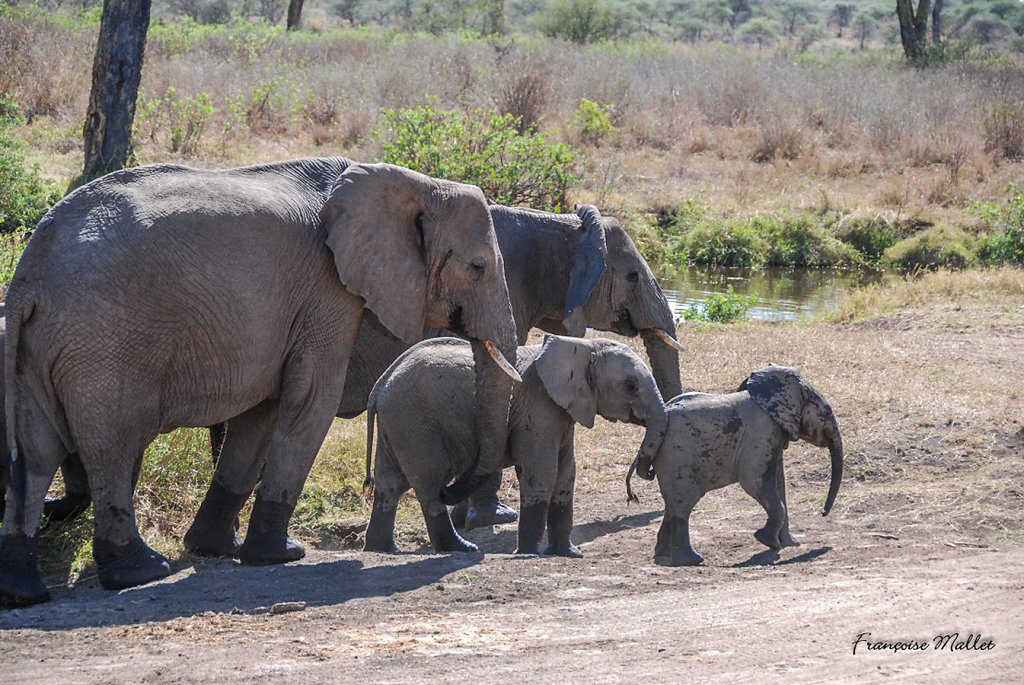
1, 277, 1022, 683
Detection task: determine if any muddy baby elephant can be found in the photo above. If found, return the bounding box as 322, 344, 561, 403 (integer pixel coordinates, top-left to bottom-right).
365, 335, 668, 557
627, 365, 843, 566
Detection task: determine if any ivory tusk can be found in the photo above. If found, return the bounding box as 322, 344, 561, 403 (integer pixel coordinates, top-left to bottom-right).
652, 327, 686, 353
484, 339, 523, 383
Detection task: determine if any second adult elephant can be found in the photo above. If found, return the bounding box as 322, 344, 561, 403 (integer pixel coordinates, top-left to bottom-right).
0, 158, 518, 608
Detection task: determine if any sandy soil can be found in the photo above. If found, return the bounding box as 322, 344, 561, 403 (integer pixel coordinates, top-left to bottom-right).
1, 281, 1022, 682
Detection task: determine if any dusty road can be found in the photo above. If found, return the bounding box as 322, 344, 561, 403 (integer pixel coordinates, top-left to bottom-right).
1, 273, 1022, 682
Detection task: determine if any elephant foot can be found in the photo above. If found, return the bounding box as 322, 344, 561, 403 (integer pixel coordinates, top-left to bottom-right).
184, 523, 243, 558
0, 534, 50, 608
94, 536, 172, 591
654, 548, 704, 567
185, 481, 249, 557
239, 534, 305, 566
544, 542, 583, 558
425, 512, 479, 553
465, 501, 518, 531
363, 538, 401, 554
779, 530, 802, 548
239, 497, 304, 566
42, 494, 92, 528
754, 527, 782, 550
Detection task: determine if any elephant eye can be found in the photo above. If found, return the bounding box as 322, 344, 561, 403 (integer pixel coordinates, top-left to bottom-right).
414, 213, 426, 250
470, 256, 486, 279
626, 271, 640, 284
625, 378, 639, 394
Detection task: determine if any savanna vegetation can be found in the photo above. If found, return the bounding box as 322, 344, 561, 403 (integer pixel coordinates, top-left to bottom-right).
0, 0, 1021, 579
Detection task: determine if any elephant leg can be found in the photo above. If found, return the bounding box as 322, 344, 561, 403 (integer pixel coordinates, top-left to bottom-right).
514, 437, 557, 555
459, 471, 518, 531
238, 322, 360, 566
655, 471, 703, 566
740, 452, 786, 550
41, 453, 92, 527
544, 444, 580, 558
419, 495, 478, 553
185, 400, 277, 557
82, 431, 171, 591
0, 397, 69, 606
363, 442, 407, 554
775, 457, 800, 548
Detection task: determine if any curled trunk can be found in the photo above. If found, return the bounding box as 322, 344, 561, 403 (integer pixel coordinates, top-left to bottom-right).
440, 336, 516, 505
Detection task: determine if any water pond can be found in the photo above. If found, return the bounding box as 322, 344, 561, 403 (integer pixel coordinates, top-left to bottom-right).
657, 266, 889, 322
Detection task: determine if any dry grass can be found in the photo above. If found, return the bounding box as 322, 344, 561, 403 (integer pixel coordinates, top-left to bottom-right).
2, 12, 1022, 231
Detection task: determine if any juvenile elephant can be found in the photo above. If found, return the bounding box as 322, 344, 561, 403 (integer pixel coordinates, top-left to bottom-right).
364, 335, 668, 556
0, 158, 518, 607
627, 365, 843, 566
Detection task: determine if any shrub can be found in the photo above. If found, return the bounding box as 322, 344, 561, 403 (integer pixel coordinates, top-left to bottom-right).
884, 224, 977, 271
137, 87, 213, 155
538, 0, 628, 44
0, 94, 60, 235
680, 219, 767, 267
683, 285, 756, 323
975, 183, 1024, 266
982, 102, 1024, 161
571, 98, 616, 146
834, 217, 900, 263
758, 214, 861, 267
372, 104, 580, 211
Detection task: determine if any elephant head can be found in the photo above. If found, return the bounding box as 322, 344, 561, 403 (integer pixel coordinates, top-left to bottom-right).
535, 335, 668, 467
740, 365, 843, 516
569, 206, 683, 400
320, 163, 519, 503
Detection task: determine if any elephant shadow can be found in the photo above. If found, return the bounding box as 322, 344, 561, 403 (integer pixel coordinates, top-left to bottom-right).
461, 509, 663, 554
0, 552, 482, 632
732, 546, 832, 568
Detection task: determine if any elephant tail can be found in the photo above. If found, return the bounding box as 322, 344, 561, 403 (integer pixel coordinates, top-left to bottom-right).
362, 406, 376, 495
3, 294, 33, 525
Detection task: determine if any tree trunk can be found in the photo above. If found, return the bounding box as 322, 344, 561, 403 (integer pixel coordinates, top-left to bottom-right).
931, 0, 944, 44
82, 0, 151, 182
286, 0, 304, 30
895, 0, 931, 65
487, 0, 504, 35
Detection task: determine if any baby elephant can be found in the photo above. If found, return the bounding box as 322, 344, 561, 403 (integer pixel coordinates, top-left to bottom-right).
628, 365, 842, 566
364, 335, 667, 557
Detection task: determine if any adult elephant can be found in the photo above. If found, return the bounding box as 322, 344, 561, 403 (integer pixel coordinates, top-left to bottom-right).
29, 203, 684, 541
0, 158, 518, 608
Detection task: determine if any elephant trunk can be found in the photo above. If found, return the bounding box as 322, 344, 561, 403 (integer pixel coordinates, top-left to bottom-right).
440, 336, 517, 505
640, 327, 683, 401
631, 388, 668, 488
821, 414, 843, 516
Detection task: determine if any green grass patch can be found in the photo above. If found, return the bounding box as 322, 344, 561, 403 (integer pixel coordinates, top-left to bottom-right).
682, 285, 757, 323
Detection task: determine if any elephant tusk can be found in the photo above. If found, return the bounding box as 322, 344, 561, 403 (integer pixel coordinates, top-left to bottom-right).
652, 327, 686, 353
484, 339, 523, 383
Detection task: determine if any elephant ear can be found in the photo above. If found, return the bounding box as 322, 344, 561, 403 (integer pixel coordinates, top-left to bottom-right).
740, 365, 803, 441
321, 163, 432, 345
563, 205, 608, 334
536, 334, 597, 428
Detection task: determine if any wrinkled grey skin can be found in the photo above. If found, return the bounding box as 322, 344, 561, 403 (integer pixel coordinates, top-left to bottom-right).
627, 365, 843, 567
364, 335, 668, 556
0, 158, 517, 608
35, 204, 682, 533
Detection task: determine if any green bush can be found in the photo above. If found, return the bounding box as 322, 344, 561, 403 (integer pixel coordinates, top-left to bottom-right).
681, 219, 767, 267
0, 94, 61, 235
884, 224, 977, 271
571, 98, 616, 146
834, 217, 899, 263
538, 0, 629, 44
975, 183, 1024, 266
372, 104, 580, 211
758, 214, 861, 267
683, 285, 756, 323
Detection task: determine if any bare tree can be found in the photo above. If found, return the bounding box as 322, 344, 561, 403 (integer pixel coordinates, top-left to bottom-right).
896, 0, 931, 65
82, 0, 151, 181
287, 0, 304, 29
